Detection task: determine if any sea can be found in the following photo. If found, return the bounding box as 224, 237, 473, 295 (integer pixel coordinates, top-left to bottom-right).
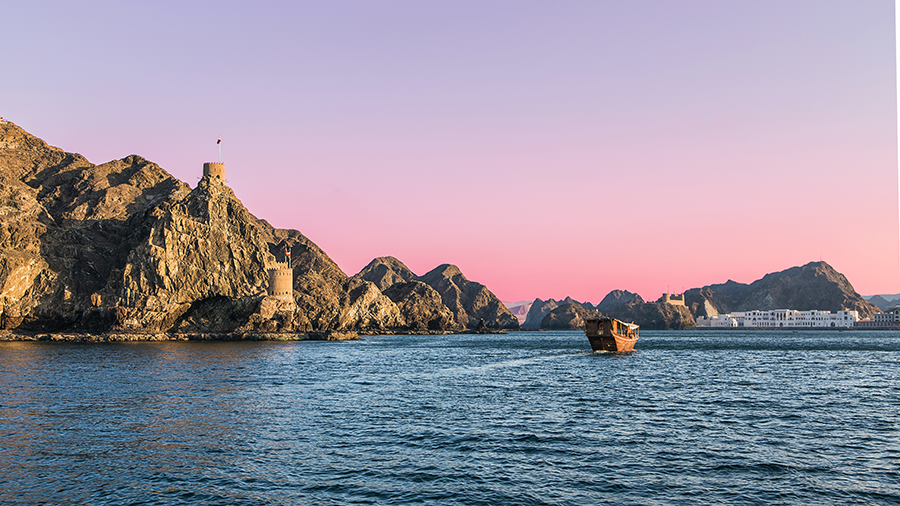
1, 330, 898, 505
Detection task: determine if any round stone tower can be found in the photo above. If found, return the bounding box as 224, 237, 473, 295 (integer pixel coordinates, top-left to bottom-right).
267, 262, 293, 302
203, 162, 225, 179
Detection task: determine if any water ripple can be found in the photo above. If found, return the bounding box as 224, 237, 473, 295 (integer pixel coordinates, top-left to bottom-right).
0, 331, 898, 504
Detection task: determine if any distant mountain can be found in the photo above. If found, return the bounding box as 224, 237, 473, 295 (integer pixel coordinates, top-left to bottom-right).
601, 301, 695, 330
684, 261, 878, 319
505, 301, 532, 325
864, 293, 900, 300
522, 298, 559, 328
541, 302, 600, 330
352, 257, 519, 330
524, 261, 875, 331
532, 294, 694, 330
867, 295, 900, 311
596, 290, 644, 311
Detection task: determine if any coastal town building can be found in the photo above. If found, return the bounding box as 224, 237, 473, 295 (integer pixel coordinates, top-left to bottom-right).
697, 309, 859, 328
695, 314, 738, 327
855, 307, 900, 329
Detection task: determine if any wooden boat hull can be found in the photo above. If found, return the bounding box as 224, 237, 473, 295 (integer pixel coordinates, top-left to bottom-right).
584, 318, 639, 352
586, 333, 638, 353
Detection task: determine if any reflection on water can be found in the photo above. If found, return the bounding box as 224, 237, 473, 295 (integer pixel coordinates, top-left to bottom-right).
0, 332, 898, 505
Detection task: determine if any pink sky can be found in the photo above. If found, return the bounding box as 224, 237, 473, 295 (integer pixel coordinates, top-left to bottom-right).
4, 1, 897, 303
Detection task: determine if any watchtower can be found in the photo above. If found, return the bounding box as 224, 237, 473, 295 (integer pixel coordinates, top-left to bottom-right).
203, 162, 225, 179
660, 293, 686, 306
267, 262, 293, 302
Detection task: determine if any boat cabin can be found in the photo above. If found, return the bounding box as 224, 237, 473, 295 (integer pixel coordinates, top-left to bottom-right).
585, 317, 639, 340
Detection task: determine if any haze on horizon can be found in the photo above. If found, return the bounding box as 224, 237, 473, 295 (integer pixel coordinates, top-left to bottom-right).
3, 0, 897, 303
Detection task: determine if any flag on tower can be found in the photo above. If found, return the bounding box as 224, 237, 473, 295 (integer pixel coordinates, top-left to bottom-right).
217, 137, 221, 145
284, 245, 291, 265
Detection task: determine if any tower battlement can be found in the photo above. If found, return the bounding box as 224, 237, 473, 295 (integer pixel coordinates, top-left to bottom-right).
203, 162, 224, 179
659, 293, 685, 306
267, 262, 293, 301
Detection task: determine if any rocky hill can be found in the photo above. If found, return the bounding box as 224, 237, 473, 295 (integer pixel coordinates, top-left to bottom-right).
505, 301, 532, 325
522, 298, 559, 328
541, 302, 600, 330
596, 290, 643, 311
532, 295, 694, 330
0, 122, 193, 331
0, 122, 513, 336
865, 295, 899, 312
601, 301, 695, 330
355, 256, 417, 291
684, 261, 878, 319
419, 264, 519, 330
353, 259, 518, 330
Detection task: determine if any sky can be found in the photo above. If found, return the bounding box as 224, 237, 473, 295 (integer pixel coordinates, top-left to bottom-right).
3, 0, 898, 303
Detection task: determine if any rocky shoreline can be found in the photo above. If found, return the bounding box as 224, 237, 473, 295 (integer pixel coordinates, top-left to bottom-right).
0, 328, 510, 343
0, 123, 519, 336
0, 330, 360, 342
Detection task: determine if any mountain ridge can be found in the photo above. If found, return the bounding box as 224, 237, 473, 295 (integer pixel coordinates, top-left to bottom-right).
521, 261, 878, 330
0, 122, 515, 336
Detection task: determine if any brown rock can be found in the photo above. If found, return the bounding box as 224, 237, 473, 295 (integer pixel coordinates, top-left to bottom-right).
596, 290, 644, 311
418, 264, 519, 330
257, 226, 405, 331
603, 301, 695, 330
111, 175, 270, 331
383, 280, 456, 330
541, 302, 601, 330
354, 256, 416, 291
522, 298, 558, 328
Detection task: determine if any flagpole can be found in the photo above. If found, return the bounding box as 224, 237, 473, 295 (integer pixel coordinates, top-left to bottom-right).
218, 137, 222, 163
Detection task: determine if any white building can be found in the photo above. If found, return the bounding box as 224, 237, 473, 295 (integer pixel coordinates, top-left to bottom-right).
696, 314, 738, 327
696, 309, 858, 328
873, 307, 900, 323
856, 307, 900, 328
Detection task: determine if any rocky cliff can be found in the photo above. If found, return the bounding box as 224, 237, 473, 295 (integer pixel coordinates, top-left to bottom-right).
0, 122, 512, 336
382, 281, 455, 330
0, 121, 193, 330
109, 175, 272, 331
522, 298, 559, 328
355, 256, 417, 291
351, 256, 519, 330
602, 301, 695, 330
540, 302, 601, 330
596, 290, 644, 311
417, 264, 519, 330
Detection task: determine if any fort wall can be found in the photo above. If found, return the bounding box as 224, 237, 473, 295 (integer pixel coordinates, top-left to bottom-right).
203, 162, 225, 179
267, 261, 293, 302
660, 293, 686, 306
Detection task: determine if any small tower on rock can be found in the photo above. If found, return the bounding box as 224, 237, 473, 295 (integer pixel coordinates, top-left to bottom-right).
267, 246, 294, 302
203, 162, 225, 179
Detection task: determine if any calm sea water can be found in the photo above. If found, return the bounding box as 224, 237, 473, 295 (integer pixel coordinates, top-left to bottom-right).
0, 330, 898, 505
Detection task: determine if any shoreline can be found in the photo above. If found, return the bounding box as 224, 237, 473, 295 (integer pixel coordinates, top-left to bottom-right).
0, 328, 512, 343
0, 331, 357, 343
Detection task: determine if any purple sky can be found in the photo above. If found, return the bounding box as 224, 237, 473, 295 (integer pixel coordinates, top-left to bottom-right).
4, 0, 897, 303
